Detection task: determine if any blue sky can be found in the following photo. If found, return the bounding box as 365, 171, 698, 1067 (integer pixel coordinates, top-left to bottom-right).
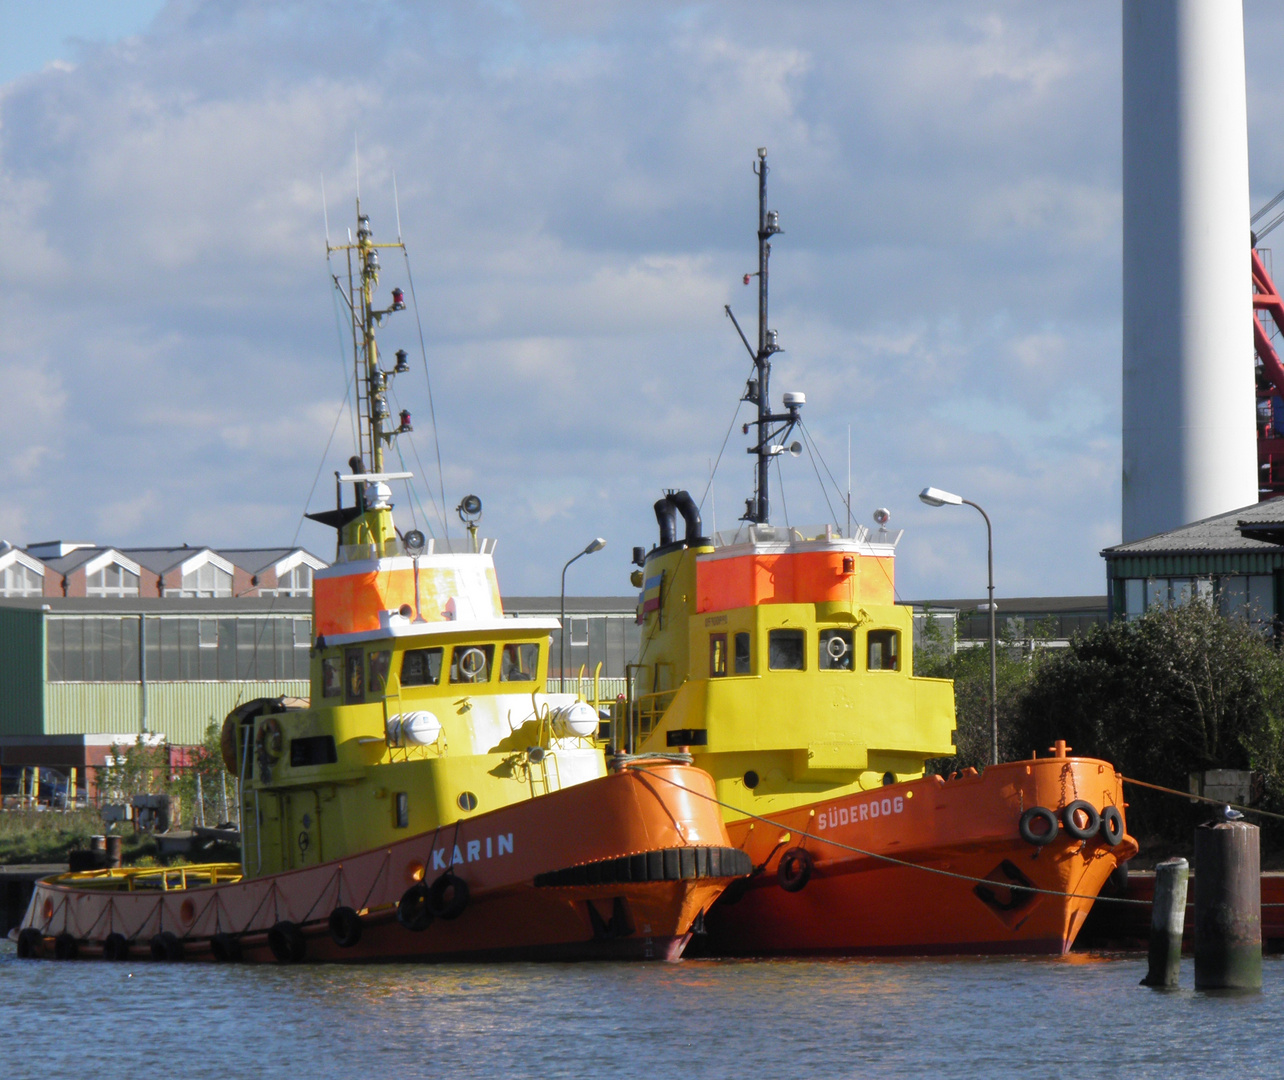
0, 2, 1281, 601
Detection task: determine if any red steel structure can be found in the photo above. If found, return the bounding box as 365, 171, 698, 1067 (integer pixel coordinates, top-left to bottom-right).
1253, 246, 1284, 497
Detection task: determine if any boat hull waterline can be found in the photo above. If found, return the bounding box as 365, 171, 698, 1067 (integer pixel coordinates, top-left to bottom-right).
699, 755, 1139, 957
16, 764, 742, 963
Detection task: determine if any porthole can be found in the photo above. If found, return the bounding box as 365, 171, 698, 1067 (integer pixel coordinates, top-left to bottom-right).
457, 791, 478, 812
743, 770, 760, 790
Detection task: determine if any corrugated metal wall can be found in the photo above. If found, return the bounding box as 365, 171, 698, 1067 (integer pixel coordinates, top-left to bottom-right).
0, 607, 45, 735
45, 681, 309, 744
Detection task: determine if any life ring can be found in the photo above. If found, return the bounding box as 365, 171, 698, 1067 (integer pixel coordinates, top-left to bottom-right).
329, 906, 363, 948
268, 920, 306, 964
1018, 806, 1059, 846
221, 697, 288, 772
1099, 805, 1125, 847
103, 932, 130, 962
1061, 800, 1100, 841
53, 932, 78, 961
210, 932, 242, 963
256, 716, 284, 762
429, 872, 470, 920
457, 647, 487, 682
777, 847, 814, 893
397, 883, 434, 932
150, 931, 184, 962
16, 928, 44, 959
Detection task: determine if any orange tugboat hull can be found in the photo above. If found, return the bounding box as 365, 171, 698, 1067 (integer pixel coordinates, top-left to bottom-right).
16, 764, 743, 963
702, 755, 1138, 956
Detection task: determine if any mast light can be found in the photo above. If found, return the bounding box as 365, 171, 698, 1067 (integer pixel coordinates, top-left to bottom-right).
391, 288, 405, 311
373, 396, 391, 420
394, 349, 410, 374
398, 409, 413, 433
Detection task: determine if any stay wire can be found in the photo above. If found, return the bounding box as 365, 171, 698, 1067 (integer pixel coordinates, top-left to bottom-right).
400, 247, 450, 539
697, 378, 748, 516
797, 422, 840, 528
798, 419, 850, 526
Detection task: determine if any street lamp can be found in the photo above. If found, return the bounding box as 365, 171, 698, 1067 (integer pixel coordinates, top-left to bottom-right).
919, 486, 998, 766
560, 538, 607, 693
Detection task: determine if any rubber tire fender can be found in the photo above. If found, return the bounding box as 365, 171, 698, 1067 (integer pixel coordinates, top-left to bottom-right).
397, 883, 434, 932
268, 920, 307, 964
429, 872, 470, 920
53, 932, 78, 961
16, 928, 43, 959
210, 932, 242, 963
1099, 805, 1125, 847
150, 931, 184, 962
1018, 806, 1059, 846
103, 932, 130, 962
777, 847, 814, 893
328, 906, 363, 948
1061, 800, 1100, 841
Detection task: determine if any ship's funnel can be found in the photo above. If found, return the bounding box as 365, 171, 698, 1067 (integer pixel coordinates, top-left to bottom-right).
667, 490, 708, 545
654, 499, 678, 547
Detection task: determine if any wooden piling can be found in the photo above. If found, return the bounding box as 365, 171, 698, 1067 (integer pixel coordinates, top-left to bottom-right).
1141, 856, 1188, 987
1194, 819, 1261, 991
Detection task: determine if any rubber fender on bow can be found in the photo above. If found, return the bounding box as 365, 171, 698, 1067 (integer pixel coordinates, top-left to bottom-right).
209, 933, 242, 962
397, 883, 433, 932
16, 928, 44, 959
1061, 800, 1101, 842
777, 847, 814, 893
268, 920, 307, 964
328, 906, 363, 948
429, 872, 470, 920
1018, 806, 1059, 846
150, 931, 184, 962
1099, 805, 1125, 847
102, 932, 131, 962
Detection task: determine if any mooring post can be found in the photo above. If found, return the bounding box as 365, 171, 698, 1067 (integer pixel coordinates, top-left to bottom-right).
1194, 819, 1261, 991
1141, 856, 1188, 987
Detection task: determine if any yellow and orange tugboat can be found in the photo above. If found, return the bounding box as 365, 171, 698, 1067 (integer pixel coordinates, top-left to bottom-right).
617, 150, 1137, 956
13, 203, 747, 964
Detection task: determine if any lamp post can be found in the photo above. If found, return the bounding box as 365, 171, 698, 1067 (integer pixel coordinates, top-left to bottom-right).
560, 538, 607, 693
919, 486, 998, 766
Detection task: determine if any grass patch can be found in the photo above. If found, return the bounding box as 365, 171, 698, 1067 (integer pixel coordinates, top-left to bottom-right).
0, 811, 150, 866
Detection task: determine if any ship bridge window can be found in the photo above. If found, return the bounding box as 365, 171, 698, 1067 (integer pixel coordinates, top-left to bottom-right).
734, 632, 751, 674
321, 657, 341, 698
768, 629, 805, 671
819, 628, 854, 671
867, 630, 900, 671
500, 642, 539, 681
369, 650, 391, 694
709, 634, 727, 678
450, 643, 494, 684
401, 647, 443, 687
344, 647, 365, 703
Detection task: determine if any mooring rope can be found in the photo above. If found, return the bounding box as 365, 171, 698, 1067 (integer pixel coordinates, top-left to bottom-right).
1121, 775, 1284, 822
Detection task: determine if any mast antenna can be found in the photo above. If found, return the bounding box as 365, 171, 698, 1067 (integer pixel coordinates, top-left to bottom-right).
321, 173, 331, 248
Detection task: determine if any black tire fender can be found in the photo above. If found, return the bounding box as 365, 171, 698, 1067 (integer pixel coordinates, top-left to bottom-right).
429, 872, 470, 920
1061, 800, 1101, 841
150, 931, 184, 962
267, 920, 306, 964
397, 883, 433, 932
16, 928, 43, 959
777, 847, 814, 893
1018, 806, 1059, 846
53, 932, 78, 961
328, 906, 363, 948
1099, 805, 1125, 847
210, 932, 242, 963
103, 932, 130, 962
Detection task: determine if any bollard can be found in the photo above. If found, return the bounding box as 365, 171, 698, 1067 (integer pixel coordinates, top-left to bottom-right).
1141, 857, 1188, 987
1194, 819, 1261, 991
104, 834, 122, 869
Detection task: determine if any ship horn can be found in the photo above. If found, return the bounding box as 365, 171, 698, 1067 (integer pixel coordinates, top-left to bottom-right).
667, 490, 706, 545
654, 499, 678, 547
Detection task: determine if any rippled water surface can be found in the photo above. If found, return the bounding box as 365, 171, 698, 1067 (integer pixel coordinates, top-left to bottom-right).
4, 944, 1282, 1079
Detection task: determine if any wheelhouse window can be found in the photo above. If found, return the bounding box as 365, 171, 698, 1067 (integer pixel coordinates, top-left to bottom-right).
450, 644, 494, 684
321, 657, 341, 698
709, 634, 727, 678
867, 629, 900, 671
819, 628, 854, 671
401, 647, 443, 687
369, 650, 392, 694
734, 632, 751, 674
499, 642, 539, 681
344, 647, 364, 703
768, 629, 805, 671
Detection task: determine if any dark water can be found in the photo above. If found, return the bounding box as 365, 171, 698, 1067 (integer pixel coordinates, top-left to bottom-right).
3, 943, 1282, 1079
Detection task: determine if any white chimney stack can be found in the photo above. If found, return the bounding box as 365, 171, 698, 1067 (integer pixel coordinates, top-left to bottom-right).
1122, 0, 1257, 542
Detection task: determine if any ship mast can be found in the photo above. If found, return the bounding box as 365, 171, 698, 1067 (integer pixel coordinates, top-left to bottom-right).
743, 148, 803, 524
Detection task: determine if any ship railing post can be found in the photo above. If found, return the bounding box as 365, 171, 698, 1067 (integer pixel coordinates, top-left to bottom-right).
1141, 856, 1188, 988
